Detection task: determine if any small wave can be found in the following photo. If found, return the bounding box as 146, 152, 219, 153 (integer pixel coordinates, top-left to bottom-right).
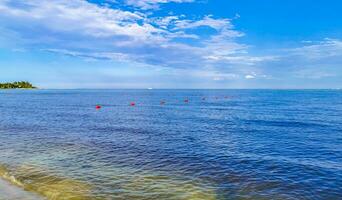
244, 119, 328, 128
0, 163, 219, 200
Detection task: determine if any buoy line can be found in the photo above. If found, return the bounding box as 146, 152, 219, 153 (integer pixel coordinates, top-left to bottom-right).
94, 96, 232, 109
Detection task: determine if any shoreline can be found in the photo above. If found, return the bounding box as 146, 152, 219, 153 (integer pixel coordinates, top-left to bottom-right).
0, 178, 44, 200
0, 88, 37, 90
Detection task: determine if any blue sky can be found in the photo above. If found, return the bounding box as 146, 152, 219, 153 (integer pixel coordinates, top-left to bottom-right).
0, 0, 341, 89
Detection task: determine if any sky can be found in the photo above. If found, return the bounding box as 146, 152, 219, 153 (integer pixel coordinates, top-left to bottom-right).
0, 0, 341, 89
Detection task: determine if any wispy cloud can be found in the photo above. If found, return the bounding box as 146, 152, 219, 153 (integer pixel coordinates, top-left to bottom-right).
288, 38, 342, 59
0, 0, 341, 88
0, 0, 263, 71
251, 38, 342, 81
43, 48, 131, 62
124, 0, 195, 10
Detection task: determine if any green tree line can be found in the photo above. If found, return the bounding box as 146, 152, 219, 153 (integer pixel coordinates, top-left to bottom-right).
0, 81, 37, 89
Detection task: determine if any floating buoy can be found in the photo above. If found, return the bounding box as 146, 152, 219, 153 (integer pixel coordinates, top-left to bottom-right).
160, 101, 165, 105
202, 97, 206, 100
130, 102, 136, 106
95, 105, 101, 109
184, 99, 189, 103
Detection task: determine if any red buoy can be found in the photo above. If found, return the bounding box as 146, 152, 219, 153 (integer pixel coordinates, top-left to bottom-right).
130, 102, 136, 106
95, 105, 101, 109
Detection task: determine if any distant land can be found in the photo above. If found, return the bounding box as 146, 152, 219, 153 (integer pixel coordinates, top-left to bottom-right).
0, 81, 37, 89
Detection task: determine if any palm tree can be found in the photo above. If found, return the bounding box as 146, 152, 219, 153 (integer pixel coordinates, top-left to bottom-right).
0, 81, 36, 89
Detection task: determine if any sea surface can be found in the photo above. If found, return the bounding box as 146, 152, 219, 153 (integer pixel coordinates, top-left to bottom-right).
0, 89, 341, 200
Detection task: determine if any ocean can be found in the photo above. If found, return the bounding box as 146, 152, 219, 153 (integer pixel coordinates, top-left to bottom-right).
0, 89, 341, 199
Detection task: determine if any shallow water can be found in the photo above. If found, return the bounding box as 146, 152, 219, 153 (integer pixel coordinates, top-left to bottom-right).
0, 89, 341, 199
0, 178, 43, 200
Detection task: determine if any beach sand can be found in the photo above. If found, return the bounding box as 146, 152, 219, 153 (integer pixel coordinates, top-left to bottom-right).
0, 178, 44, 200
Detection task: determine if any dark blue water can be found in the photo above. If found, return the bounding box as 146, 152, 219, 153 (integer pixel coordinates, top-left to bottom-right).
0, 90, 341, 199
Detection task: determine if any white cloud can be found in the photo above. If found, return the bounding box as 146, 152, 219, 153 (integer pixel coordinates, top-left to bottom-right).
0, 0, 307, 82
245, 75, 255, 79
0, 0, 159, 40
174, 15, 232, 31
204, 55, 277, 65
125, 0, 194, 10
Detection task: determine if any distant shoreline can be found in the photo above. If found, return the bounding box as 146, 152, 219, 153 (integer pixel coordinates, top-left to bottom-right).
0, 88, 38, 90
0, 81, 37, 89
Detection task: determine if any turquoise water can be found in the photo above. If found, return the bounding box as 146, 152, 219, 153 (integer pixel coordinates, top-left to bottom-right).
0, 90, 341, 199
